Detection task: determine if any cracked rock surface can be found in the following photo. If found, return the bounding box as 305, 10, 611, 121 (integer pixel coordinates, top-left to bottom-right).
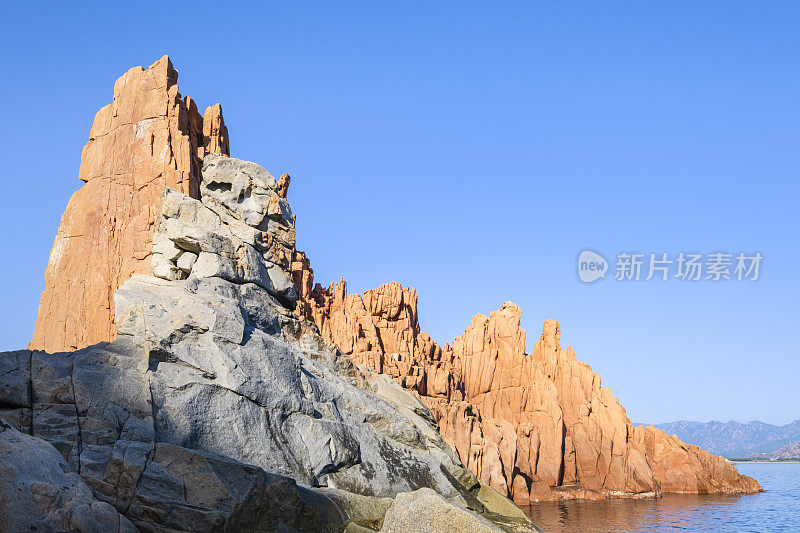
30, 56, 229, 353
291, 273, 765, 503
0, 156, 539, 532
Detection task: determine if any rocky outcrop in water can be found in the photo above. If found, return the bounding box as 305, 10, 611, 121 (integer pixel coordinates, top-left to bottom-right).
30, 56, 229, 354
2, 154, 537, 531
290, 270, 763, 502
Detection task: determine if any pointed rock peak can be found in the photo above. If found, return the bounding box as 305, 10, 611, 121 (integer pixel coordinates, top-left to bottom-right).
30, 58, 230, 353
493, 302, 523, 322
203, 103, 229, 156
541, 319, 561, 351
115, 55, 177, 95
330, 278, 348, 297
277, 173, 291, 198
470, 313, 490, 326
148, 54, 178, 85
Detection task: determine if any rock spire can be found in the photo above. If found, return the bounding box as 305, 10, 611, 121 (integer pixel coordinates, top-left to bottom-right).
30, 56, 229, 353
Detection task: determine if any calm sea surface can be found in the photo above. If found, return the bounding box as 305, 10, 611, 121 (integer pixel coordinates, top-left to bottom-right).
525, 463, 799, 532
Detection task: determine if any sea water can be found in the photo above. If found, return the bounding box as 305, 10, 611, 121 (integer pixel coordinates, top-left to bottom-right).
525, 463, 799, 532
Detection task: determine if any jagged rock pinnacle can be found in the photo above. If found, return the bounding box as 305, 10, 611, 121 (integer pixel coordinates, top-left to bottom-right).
30, 56, 229, 353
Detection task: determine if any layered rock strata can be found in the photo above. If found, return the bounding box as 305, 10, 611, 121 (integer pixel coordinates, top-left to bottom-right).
2, 154, 538, 532
30, 56, 229, 353
290, 273, 763, 502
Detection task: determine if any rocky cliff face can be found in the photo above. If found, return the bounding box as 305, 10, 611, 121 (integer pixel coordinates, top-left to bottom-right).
30, 56, 229, 353
290, 270, 763, 502
4, 58, 541, 532
2, 152, 537, 531
7, 55, 762, 530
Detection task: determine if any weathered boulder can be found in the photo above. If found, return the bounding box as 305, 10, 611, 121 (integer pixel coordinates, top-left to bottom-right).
30, 56, 229, 353
291, 269, 764, 502
0, 417, 136, 532
379, 488, 508, 533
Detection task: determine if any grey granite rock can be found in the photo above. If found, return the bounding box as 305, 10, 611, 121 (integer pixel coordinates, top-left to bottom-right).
379, 488, 503, 533
0, 156, 538, 532
0, 417, 137, 532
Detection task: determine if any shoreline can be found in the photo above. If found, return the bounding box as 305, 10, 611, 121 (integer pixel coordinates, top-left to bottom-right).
730, 460, 800, 464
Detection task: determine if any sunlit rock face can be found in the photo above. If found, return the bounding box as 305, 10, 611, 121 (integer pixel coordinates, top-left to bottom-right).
291, 267, 763, 502
3, 143, 539, 531
30, 56, 229, 353
7, 52, 761, 531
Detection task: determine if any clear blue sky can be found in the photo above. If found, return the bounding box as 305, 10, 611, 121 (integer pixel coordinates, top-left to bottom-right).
1, 2, 798, 425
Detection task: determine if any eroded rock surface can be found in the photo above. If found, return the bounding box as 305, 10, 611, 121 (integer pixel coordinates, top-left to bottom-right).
379, 488, 504, 533
3, 155, 537, 532
291, 271, 763, 502
30, 56, 229, 353
0, 418, 136, 532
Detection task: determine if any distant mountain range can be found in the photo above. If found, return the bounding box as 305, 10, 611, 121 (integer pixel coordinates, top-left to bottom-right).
640, 419, 800, 458
750, 441, 800, 460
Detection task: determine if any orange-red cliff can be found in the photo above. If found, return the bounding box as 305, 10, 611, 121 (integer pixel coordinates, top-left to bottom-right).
290, 257, 763, 502
30, 57, 762, 504
30, 56, 229, 352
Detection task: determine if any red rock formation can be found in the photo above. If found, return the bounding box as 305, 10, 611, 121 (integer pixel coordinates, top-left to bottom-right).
629, 425, 761, 494
29, 56, 760, 504
290, 260, 762, 502
30, 56, 229, 353
277, 173, 291, 199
